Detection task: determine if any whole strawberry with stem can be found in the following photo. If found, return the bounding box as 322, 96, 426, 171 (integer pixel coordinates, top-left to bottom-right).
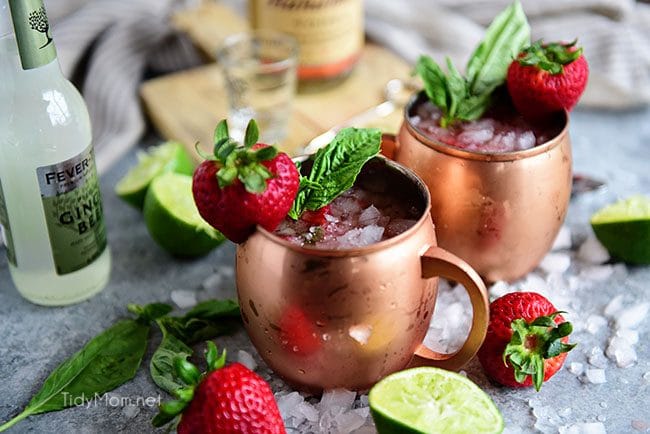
507, 40, 588, 120
478, 292, 576, 391
153, 342, 286, 434
192, 119, 300, 243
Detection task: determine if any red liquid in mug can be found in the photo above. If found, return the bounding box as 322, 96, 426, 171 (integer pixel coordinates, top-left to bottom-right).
410, 100, 563, 153
275, 185, 421, 249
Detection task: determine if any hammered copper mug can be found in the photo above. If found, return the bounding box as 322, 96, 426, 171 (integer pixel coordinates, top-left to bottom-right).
388, 92, 572, 282
236, 157, 489, 392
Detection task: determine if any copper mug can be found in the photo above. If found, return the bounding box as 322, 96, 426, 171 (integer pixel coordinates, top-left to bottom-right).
388, 92, 572, 282
236, 157, 489, 392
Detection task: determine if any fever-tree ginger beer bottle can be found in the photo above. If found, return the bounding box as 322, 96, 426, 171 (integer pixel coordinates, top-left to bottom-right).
0, 0, 110, 305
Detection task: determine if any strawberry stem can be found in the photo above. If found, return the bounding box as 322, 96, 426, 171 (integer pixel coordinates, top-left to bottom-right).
517, 40, 583, 75
503, 311, 576, 391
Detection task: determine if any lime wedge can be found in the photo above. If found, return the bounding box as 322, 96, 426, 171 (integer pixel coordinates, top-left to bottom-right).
143, 173, 224, 257
115, 141, 194, 209
369, 367, 503, 434
590, 195, 650, 264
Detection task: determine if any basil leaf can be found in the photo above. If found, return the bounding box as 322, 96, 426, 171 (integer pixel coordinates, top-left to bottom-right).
150, 320, 193, 395
465, 0, 530, 97
415, 1, 530, 126
290, 128, 382, 219
148, 299, 240, 395
0, 320, 149, 431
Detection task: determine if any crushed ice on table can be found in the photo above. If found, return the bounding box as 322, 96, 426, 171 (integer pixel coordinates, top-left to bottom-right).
559, 422, 607, 434
276, 389, 373, 433
237, 350, 257, 371
584, 369, 607, 384
170, 289, 197, 309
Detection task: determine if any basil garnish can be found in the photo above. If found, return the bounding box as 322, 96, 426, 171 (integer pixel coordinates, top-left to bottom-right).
415, 1, 530, 127
289, 127, 382, 219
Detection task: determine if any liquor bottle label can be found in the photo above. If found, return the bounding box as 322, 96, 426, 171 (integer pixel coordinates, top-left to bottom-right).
0, 179, 18, 267
8, 0, 57, 70
252, 0, 363, 68
36, 145, 107, 275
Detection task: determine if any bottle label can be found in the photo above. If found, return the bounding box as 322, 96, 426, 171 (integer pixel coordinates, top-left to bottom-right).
252, 0, 363, 69
37, 145, 107, 275
0, 180, 18, 267
8, 0, 57, 70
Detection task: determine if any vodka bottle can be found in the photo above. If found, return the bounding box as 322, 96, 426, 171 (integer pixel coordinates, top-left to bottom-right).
0, 0, 110, 305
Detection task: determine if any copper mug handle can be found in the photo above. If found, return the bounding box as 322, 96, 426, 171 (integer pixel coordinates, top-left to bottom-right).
410, 245, 489, 370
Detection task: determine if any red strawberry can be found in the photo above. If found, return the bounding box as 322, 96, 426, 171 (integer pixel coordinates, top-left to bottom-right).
507, 40, 589, 120
192, 119, 300, 243
478, 292, 576, 391
279, 305, 321, 356
300, 205, 332, 226
154, 342, 286, 434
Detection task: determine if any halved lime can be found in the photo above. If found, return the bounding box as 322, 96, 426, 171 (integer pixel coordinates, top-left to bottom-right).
369, 367, 504, 434
143, 173, 224, 257
590, 195, 650, 264
115, 141, 194, 209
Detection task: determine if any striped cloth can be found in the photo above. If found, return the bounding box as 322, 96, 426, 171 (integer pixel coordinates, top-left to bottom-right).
46, 0, 650, 174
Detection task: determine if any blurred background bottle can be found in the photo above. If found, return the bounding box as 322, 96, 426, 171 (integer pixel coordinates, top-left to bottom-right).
0, 0, 110, 305
249, 0, 364, 91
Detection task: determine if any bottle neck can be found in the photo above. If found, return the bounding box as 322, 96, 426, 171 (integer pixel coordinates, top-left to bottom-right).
6, 0, 57, 70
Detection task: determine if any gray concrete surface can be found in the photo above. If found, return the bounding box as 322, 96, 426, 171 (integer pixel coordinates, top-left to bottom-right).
1, 107, 649, 433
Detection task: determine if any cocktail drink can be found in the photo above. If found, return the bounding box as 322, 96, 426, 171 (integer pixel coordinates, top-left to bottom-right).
275, 180, 420, 249
389, 2, 586, 282
236, 157, 489, 391
394, 93, 571, 283
410, 97, 563, 154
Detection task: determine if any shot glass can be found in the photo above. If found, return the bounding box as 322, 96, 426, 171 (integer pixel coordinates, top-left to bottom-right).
217, 30, 298, 145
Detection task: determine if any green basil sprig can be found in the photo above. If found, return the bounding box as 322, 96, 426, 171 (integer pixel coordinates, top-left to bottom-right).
289, 127, 382, 219
415, 1, 530, 127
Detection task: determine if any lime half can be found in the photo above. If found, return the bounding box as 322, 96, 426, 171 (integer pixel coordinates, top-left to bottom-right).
369, 367, 503, 434
116, 141, 194, 209
143, 173, 224, 257
591, 195, 650, 264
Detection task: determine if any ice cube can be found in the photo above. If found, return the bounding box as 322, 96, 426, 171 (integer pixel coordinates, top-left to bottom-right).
568, 362, 584, 375
615, 303, 649, 329
338, 225, 385, 248
577, 236, 610, 264
121, 404, 140, 419
586, 315, 608, 334
276, 392, 304, 419
489, 280, 513, 300
588, 348, 608, 368
318, 389, 357, 412
606, 337, 637, 368
615, 328, 639, 345
552, 226, 572, 251
458, 126, 494, 144
295, 401, 319, 422
579, 265, 614, 281
170, 289, 197, 309
559, 422, 607, 434
334, 410, 366, 433
604, 295, 625, 317
358, 205, 381, 226
348, 324, 373, 345
517, 130, 536, 150
585, 369, 607, 384
643, 372, 650, 382
201, 273, 223, 291
237, 350, 257, 371
539, 252, 571, 274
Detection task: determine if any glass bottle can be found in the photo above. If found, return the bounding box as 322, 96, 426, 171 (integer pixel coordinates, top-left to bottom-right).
249, 0, 364, 91
0, 0, 110, 305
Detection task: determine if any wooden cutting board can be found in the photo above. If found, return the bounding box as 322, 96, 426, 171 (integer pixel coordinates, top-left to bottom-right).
140, 2, 412, 158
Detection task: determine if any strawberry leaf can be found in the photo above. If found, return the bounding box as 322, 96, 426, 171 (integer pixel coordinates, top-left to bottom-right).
217, 166, 238, 188
253, 146, 278, 162
517, 40, 583, 75
240, 170, 267, 194
244, 119, 260, 148
214, 120, 229, 147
